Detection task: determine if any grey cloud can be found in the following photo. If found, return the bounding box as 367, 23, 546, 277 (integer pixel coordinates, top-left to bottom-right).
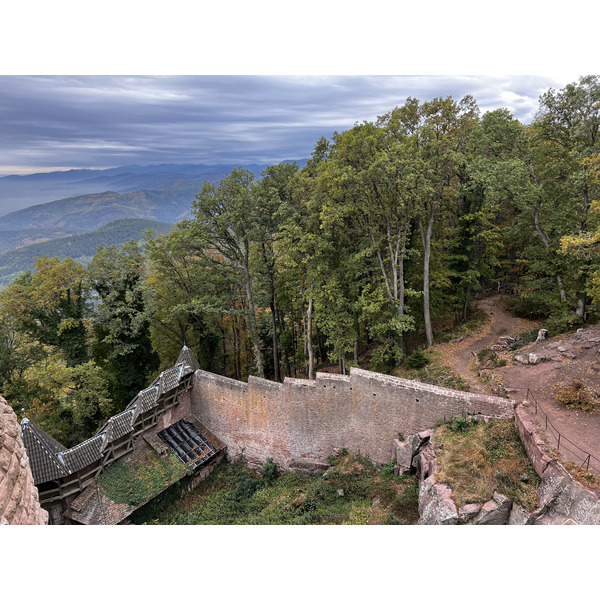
0, 74, 582, 173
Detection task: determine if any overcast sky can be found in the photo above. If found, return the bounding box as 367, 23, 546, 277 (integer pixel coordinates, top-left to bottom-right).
0, 74, 585, 176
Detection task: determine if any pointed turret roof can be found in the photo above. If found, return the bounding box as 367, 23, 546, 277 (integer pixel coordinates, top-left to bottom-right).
21, 419, 69, 484
176, 345, 200, 372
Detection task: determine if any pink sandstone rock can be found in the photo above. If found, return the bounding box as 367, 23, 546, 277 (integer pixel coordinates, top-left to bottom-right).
0, 395, 48, 525
418, 476, 459, 525
458, 503, 481, 523
472, 493, 513, 525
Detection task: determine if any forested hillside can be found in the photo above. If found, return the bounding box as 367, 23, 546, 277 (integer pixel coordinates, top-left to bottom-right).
0, 76, 598, 448
0, 162, 276, 217
0, 185, 195, 232
0, 218, 174, 289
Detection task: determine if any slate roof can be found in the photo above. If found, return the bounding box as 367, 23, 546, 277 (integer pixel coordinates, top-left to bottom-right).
133, 385, 160, 417
98, 409, 135, 444
21, 419, 69, 484
21, 347, 200, 488
64, 478, 138, 525
177, 345, 200, 372
161, 365, 183, 394
60, 435, 105, 473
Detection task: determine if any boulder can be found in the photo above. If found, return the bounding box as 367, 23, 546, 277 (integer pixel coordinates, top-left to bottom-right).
418, 476, 458, 525
413, 443, 437, 480
458, 503, 481, 524
508, 503, 533, 525
528, 353, 546, 365
394, 430, 432, 476
472, 493, 513, 525
514, 354, 529, 365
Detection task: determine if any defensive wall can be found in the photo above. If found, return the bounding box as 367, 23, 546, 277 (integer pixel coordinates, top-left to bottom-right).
192, 367, 515, 469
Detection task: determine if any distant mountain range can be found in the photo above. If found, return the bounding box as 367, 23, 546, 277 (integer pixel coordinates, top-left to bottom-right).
0, 185, 197, 233
0, 161, 306, 287
0, 218, 174, 289
0, 162, 284, 217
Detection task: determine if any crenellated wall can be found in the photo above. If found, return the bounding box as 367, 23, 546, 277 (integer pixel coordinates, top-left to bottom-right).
0, 395, 48, 525
191, 367, 514, 469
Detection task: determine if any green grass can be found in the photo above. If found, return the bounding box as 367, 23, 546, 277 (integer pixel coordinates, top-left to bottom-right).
130, 453, 420, 525
397, 349, 470, 391
434, 418, 540, 511
98, 453, 190, 506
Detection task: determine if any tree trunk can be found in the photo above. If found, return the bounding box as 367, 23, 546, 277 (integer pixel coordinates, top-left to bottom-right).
420, 210, 435, 347
242, 247, 264, 378
576, 298, 586, 319
262, 243, 280, 381
307, 297, 314, 380
533, 192, 567, 303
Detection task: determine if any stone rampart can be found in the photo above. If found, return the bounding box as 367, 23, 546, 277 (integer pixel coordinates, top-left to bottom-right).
0, 395, 48, 525
192, 367, 514, 469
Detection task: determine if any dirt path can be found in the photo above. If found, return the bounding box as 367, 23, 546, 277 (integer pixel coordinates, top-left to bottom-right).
435, 295, 600, 473
434, 295, 541, 393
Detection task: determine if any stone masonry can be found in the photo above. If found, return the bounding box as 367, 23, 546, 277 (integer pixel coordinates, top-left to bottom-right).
192, 367, 514, 470
0, 395, 48, 525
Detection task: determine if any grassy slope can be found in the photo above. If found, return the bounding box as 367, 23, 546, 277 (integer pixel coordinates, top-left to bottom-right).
434, 418, 540, 511
131, 453, 420, 525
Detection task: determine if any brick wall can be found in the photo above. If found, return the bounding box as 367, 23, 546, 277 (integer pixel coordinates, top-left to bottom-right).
192, 367, 514, 469
0, 395, 48, 525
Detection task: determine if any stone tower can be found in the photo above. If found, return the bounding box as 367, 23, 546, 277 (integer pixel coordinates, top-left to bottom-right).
0, 395, 48, 525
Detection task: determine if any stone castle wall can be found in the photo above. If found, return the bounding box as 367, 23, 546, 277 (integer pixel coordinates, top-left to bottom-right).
0, 395, 48, 525
192, 367, 514, 469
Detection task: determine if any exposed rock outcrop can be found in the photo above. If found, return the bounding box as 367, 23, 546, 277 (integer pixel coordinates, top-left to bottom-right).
413, 427, 533, 525
414, 409, 600, 525
392, 429, 432, 476
515, 406, 600, 525
0, 395, 48, 525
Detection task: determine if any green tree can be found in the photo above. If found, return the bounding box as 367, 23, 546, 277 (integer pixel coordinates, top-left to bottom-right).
87, 241, 159, 410
192, 168, 267, 378
0, 256, 89, 367
417, 95, 480, 345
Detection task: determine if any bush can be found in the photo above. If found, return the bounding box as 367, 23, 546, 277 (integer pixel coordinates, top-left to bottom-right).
449, 415, 478, 433
511, 295, 553, 319
545, 311, 583, 336
553, 380, 599, 413
477, 348, 505, 368
407, 350, 430, 369
370, 343, 398, 374
260, 458, 280, 484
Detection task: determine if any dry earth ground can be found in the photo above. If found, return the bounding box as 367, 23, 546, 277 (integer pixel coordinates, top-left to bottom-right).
434, 295, 600, 473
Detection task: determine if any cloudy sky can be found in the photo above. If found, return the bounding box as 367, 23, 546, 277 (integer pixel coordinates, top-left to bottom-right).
0, 74, 585, 176
0, 1, 594, 179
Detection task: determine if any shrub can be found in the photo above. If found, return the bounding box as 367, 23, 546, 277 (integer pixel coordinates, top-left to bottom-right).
370, 343, 398, 374
511, 295, 552, 319
407, 350, 430, 369
477, 348, 500, 368
553, 380, 599, 413
545, 311, 583, 336
260, 458, 280, 484
449, 415, 477, 433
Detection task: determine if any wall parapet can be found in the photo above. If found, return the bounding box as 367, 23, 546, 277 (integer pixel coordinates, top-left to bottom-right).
192, 366, 515, 469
